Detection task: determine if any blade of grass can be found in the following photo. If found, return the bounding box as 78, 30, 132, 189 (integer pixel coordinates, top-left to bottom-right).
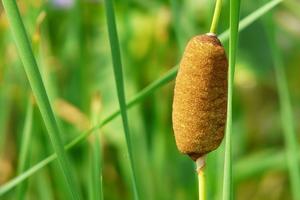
0, 55, 13, 156
0, 0, 282, 194
1, 1, 80, 199
264, 12, 300, 200
218, 0, 282, 40
90, 94, 103, 200
0, 67, 178, 196
36, 171, 54, 200
0, 73, 11, 156
90, 129, 102, 200
103, 0, 139, 199
222, 0, 241, 199
15, 97, 34, 200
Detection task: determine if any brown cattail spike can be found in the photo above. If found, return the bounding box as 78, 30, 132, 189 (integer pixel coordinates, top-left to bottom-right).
172, 34, 228, 161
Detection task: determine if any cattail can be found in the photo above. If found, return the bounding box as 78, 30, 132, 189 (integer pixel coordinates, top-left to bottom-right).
172, 33, 228, 161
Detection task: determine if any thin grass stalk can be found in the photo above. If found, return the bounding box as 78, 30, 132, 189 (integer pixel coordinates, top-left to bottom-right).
222, 0, 241, 199
1, 1, 80, 199
90, 95, 103, 200
36, 171, 54, 200
264, 13, 300, 200
210, 0, 223, 34
91, 133, 102, 200
103, 0, 139, 199
218, 0, 282, 40
15, 97, 34, 200
0, 1, 282, 194
0, 57, 13, 156
0, 74, 11, 156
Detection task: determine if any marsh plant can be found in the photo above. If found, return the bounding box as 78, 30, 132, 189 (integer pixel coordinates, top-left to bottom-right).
0, 0, 299, 200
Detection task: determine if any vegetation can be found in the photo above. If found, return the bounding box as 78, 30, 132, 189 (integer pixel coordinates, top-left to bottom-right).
0, 0, 299, 199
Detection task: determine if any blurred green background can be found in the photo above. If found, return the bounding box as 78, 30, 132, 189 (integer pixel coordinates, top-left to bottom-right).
0, 0, 300, 199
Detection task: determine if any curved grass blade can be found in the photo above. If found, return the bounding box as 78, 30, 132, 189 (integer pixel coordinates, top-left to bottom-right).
0, 0, 282, 195
103, 0, 139, 199
222, 0, 241, 199
1, 1, 80, 199
15, 98, 34, 200
264, 13, 300, 200
218, 0, 282, 40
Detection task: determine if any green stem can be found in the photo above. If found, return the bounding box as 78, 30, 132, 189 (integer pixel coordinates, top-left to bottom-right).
210, 0, 223, 34
103, 0, 140, 199
90, 95, 103, 200
219, 0, 282, 41
16, 98, 33, 200
222, 0, 241, 199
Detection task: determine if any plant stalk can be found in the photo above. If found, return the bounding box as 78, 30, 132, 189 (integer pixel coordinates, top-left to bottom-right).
210, 0, 223, 34
1, 1, 80, 199
222, 0, 241, 199
197, 157, 206, 200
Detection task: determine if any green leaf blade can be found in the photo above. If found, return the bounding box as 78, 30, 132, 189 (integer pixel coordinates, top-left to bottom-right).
1, 1, 81, 199
103, 0, 140, 199
16, 98, 33, 200
222, 0, 241, 199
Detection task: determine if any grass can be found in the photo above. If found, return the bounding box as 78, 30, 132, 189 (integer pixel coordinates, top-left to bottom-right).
90, 134, 102, 200
264, 11, 300, 200
103, 0, 140, 199
219, 0, 282, 40
1, 0, 80, 199
15, 97, 33, 200
89, 94, 103, 200
0, 0, 295, 199
222, 0, 241, 199
0, 1, 283, 195
0, 72, 11, 157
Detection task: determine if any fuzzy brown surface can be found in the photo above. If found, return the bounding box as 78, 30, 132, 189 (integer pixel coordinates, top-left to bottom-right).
172, 34, 228, 161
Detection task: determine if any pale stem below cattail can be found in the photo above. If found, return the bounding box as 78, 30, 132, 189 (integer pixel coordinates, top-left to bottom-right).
196, 156, 206, 200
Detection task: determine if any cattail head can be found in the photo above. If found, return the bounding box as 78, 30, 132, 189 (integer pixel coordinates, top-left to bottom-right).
172, 34, 228, 161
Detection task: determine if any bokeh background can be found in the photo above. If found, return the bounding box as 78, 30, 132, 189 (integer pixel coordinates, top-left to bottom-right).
0, 0, 300, 199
